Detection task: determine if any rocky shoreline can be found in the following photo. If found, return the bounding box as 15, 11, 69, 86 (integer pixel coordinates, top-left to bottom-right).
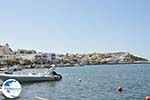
0, 61, 150, 73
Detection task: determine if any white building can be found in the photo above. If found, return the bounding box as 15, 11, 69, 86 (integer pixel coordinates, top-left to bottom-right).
0, 44, 15, 64
15, 54, 36, 61
34, 53, 56, 64
0, 43, 12, 56
0, 55, 16, 64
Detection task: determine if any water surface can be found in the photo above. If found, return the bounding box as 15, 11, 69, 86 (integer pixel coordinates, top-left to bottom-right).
1, 64, 150, 100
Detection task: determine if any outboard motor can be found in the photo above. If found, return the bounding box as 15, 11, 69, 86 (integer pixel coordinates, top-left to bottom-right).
52, 71, 62, 79
57, 74, 62, 79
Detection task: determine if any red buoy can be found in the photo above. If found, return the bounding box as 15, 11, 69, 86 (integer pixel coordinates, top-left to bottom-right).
145, 96, 150, 100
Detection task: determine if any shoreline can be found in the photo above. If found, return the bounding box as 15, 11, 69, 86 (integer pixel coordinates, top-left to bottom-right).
0, 62, 150, 72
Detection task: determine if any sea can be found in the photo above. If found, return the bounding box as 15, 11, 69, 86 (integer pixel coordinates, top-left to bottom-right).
0, 64, 150, 100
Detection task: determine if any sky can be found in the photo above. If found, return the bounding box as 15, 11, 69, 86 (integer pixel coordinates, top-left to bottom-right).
0, 0, 150, 59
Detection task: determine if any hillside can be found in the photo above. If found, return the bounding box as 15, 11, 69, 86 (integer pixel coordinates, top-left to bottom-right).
55, 52, 148, 66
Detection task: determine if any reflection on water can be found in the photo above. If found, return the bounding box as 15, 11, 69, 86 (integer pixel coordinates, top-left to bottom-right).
0, 64, 150, 100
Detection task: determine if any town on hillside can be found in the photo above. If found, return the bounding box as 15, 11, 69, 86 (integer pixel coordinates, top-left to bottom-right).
0, 43, 149, 70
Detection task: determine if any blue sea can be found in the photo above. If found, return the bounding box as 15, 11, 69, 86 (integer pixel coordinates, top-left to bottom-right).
1, 64, 150, 100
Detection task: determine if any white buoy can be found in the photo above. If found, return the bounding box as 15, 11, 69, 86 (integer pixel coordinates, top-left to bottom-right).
117, 86, 123, 92
78, 79, 82, 82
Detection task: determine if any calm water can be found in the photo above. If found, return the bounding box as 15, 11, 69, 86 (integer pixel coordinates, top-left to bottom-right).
1, 64, 150, 100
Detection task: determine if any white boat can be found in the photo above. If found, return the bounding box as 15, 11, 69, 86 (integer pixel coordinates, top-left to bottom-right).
0, 73, 62, 82
0, 65, 62, 82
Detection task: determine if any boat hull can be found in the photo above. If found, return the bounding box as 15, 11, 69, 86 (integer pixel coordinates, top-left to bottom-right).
0, 74, 62, 82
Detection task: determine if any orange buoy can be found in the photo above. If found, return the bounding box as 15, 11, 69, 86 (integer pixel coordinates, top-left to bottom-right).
117, 86, 123, 92
145, 96, 150, 100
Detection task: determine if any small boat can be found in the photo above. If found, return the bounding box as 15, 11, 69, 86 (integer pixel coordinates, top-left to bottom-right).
0, 65, 62, 82
0, 73, 62, 82
4, 69, 14, 74
4, 70, 13, 74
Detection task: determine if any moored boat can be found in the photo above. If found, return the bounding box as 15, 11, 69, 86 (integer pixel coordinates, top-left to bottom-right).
0, 64, 62, 82
0, 73, 62, 82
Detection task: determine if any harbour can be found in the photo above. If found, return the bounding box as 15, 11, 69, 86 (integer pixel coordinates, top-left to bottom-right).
0, 64, 150, 100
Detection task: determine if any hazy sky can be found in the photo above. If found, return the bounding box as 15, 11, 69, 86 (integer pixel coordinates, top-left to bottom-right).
0, 0, 150, 58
